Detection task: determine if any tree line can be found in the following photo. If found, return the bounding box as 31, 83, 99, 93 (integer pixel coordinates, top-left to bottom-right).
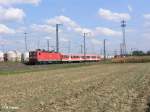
131, 50, 150, 56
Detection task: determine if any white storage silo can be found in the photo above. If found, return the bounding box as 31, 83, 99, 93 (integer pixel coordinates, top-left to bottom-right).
0, 51, 4, 62
7, 51, 17, 62
22, 52, 29, 63
15, 51, 22, 62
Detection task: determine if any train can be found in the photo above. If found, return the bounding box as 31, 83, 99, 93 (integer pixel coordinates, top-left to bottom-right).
28, 50, 101, 64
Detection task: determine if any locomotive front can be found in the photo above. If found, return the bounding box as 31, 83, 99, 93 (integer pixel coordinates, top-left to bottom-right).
29, 51, 38, 64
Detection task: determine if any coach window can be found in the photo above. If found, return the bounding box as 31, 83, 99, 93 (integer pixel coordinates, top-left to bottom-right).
87, 56, 90, 58
92, 56, 96, 58
64, 55, 69, 58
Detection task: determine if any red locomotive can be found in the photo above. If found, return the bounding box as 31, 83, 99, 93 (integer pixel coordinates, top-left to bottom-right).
29, 50, 101, 64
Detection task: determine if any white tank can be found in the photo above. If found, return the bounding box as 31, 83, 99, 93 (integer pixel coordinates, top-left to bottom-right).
15, 51, 22, 62
22, 52, 29, 63
0, 51, 4, 62
7, 51, 17, 62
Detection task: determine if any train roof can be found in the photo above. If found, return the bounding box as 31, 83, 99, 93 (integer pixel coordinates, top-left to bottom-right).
30, 50, 100, 56
61, 53, 100, 56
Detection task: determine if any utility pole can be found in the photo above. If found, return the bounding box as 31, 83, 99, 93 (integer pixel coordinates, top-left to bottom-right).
56, 24, 62, 53
47, 39, 50, 51
24, 32, 28, 51
37, 40, 40, 49
131, 48, 133, 55
1, 44, 5, 52
120, 43, 123, 56
80, 44, 83, 54
51, 46, 55, 51
100, 48, 103, 55
68, 40, 71, 54
114, 49, 117, 56
121, 20, 127, 56
103, 39, 106, 61
83, 33, 88, 62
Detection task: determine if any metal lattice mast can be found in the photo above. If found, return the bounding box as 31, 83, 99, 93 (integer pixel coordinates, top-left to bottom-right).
83, 33, 88, 61
37, 40, 40, 49
120, 43, 123, 56
103, 39, 106, 60
83, 32, 91, 62
47, 39, 50, 51
56, 24, 62, 53
121, 20, 127, 55
80, 44, 83, 54
68, 40, 71, 54
24, 32, 28, 51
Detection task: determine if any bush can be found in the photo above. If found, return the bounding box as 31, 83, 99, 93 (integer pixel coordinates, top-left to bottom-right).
147, 51, 150, 55
132, 51, 145, 56
112, 56, 150, 63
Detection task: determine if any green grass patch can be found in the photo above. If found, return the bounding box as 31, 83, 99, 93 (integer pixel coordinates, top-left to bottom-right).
0, 62, 100, 75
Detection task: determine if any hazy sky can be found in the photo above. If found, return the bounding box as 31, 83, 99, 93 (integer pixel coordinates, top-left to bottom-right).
0, 0, 150, 55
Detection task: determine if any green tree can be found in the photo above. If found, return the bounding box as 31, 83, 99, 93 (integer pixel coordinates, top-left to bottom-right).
146, 51, 150, 55
132, 51, 145, 56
